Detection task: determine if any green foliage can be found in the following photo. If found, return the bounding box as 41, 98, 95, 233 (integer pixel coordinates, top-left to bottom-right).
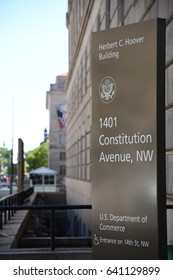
0, 147, 11, 175
0, 147, 11, 159
25, 142, 48, 172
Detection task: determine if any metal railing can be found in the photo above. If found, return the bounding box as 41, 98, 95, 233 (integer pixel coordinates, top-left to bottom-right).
0, 186, 34, 228
0, 203, 92, 250
0, 189, 173, 251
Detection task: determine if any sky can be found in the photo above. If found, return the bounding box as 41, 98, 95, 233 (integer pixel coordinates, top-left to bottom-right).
0, 0, 68, 162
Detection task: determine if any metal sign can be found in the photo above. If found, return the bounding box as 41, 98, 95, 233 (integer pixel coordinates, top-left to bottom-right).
92, 19, 166, 260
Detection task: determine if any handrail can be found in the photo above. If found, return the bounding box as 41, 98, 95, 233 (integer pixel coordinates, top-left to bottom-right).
0, 186, 34, 229
0, 203, 92, 251
0, 204, 92, 211
166, 205, 173, 209
0, 203, 172, 251
0, 186, 34, 203
0, 187, 172, 251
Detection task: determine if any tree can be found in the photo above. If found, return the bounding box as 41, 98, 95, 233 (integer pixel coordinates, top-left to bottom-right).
0, 147, 11, 176
25, 142, 48, 172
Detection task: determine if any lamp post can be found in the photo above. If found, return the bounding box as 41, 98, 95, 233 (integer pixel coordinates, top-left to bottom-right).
3, 97, 14, 194
3, 138, 13, 194
10, 142, 13, 194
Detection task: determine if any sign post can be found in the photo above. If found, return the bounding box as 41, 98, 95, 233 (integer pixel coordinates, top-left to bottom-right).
92, 19, 166, 259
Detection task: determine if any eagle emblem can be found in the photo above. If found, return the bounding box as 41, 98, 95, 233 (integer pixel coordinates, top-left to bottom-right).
99, 77, 116, 103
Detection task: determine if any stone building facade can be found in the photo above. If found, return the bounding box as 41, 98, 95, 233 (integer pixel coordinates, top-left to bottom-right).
46, 74, 67, 183
65, 0, 173, 239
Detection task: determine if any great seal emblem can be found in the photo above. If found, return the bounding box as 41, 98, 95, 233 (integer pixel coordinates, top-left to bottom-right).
99, 76, 116, 103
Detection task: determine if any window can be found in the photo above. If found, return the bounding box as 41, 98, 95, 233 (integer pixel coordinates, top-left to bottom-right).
59, 134, 66, 145
60, 165, 66, 176
118, 0, 124, 25
106, 0, 110, 29
97, 13, 101, 31
44, 175, 54, 185
60, 152, 66, 160
30, 174, 55, 185
30, 174, 42, 185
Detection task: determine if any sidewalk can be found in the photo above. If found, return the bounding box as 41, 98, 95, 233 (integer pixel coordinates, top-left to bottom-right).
0, 192, 37, 250
0, 209, 28, 250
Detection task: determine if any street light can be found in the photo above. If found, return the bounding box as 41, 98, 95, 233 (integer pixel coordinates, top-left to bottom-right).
3, 138, 13, 194
2, 97, 14, 194
10, 142, 13, 194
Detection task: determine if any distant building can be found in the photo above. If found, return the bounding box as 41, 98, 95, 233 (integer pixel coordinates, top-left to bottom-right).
46, 73, 67, 182
65, 0, 173, 238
